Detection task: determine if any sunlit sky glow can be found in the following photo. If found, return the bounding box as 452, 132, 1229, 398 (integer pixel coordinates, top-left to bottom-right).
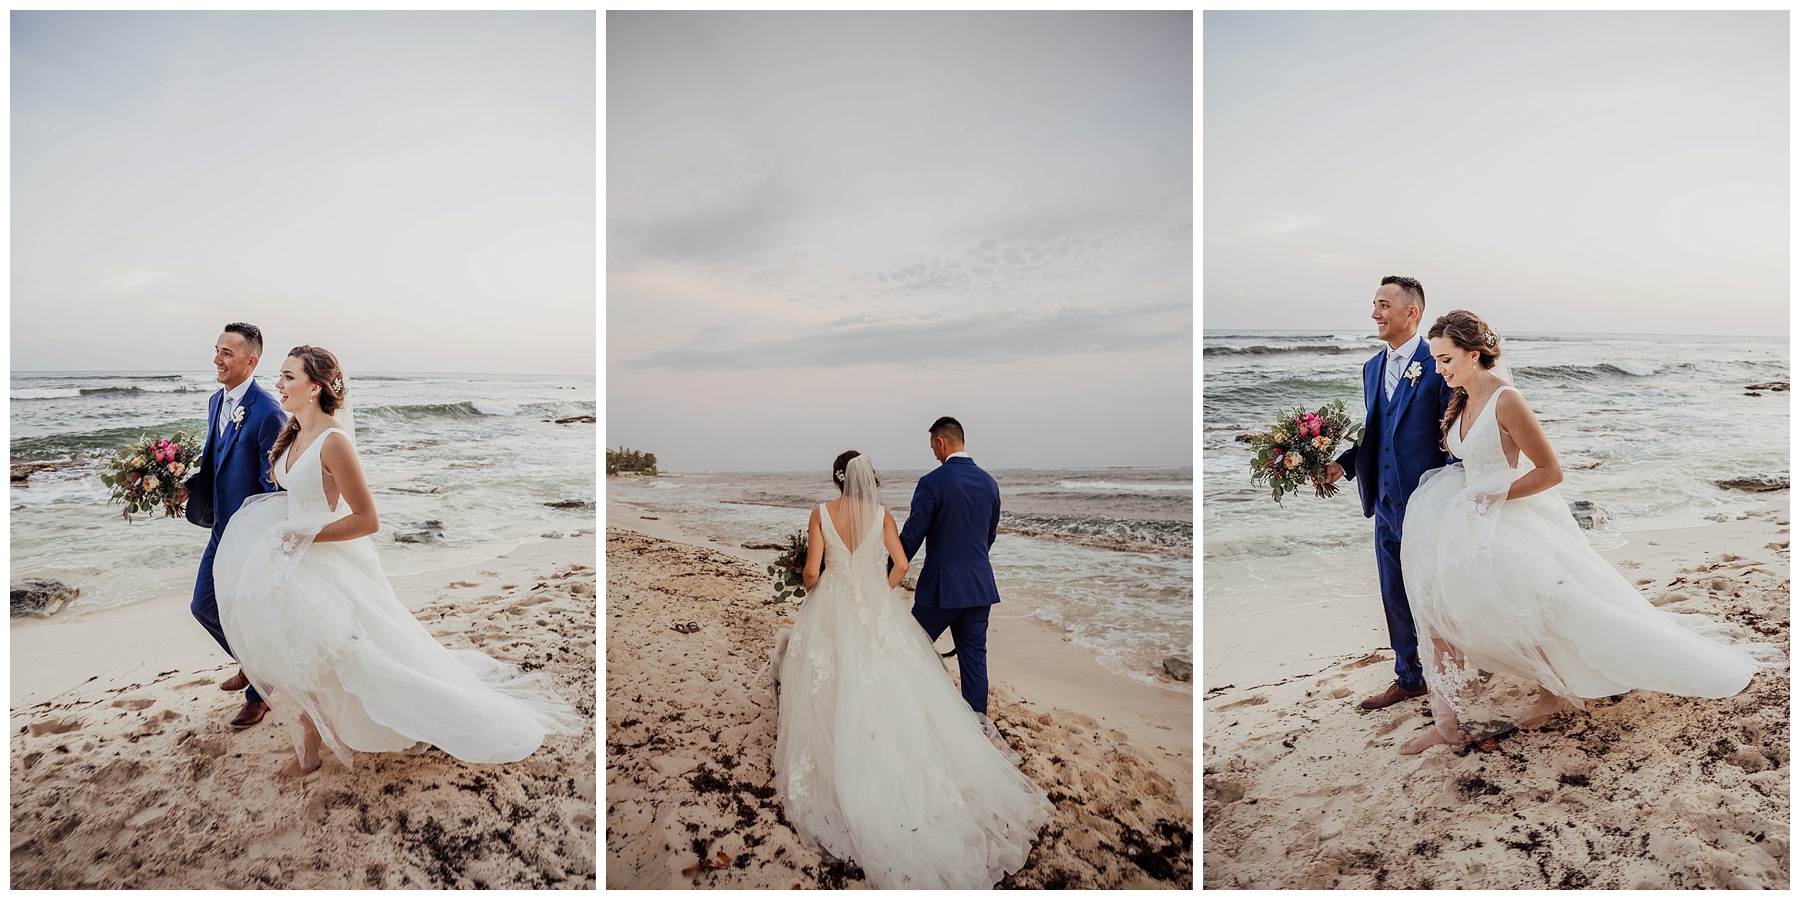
13, 11, 596, 374
608, 11, 1192, 472
1204, 11, 1786, 336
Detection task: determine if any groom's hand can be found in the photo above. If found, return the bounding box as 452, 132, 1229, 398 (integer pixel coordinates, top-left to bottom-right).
1323, 461, 1345, 484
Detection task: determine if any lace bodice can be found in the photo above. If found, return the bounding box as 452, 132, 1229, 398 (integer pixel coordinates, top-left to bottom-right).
1445, 385, 1518, 479
272, 427, 349, 520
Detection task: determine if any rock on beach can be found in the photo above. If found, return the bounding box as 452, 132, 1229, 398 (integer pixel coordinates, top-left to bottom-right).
392, 520, 447, 543
11, 579, 78, 618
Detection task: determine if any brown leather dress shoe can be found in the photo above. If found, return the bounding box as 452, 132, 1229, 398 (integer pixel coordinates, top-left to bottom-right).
1359, 681, 1428, 710
220, 670, 250, 692
230, 700, 270, 728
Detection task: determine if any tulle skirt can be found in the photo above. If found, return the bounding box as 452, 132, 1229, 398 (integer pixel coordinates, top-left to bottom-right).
215, 492, 581, 765
773, 565, 1051, 889
1401, 463, 1785, 742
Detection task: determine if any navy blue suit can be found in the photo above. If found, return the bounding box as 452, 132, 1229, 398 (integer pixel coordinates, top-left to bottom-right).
186, 378, 286, 705
899, 456, 1002, 715
1334, 343, 1452, 691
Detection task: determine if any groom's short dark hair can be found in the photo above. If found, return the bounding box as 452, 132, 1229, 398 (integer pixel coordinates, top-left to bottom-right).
929, 416, 964, 444
1380, 275, 1425, 310
224, 322, 263, 357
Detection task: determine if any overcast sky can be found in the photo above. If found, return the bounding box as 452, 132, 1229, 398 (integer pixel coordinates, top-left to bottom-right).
13, 11, 595, 375
1204, 11, 1787, 337
608, 11, 1192, 473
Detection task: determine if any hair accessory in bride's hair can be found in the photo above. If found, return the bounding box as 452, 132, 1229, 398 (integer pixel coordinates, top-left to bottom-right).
1483, 330, 1498, 348
331, 376, 344, 393
834, 470, 846, 484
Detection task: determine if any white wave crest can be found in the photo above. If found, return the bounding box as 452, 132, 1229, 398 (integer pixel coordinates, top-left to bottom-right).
471, 401, 518, 416
1058, 480, 1192, 493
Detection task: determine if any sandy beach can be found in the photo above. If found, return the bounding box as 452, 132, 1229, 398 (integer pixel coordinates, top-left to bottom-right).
1203, 503, 1791, 889
10, 534, 598, 890
604, 501, 1195, 888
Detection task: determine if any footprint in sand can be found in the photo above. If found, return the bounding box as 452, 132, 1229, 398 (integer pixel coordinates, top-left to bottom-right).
28, 718, 82, 737
131, 710, 182, 738
1214, 695, 1268, 711
184, 736, 229, 759
447, 581, 479, 588
1340, 652, 1385, 671
112, 699, 155, 711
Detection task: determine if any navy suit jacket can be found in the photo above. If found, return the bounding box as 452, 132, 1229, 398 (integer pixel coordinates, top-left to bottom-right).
185, 378, 287, 532
1335, 341, 1453, 519
898, 456, 1002, 610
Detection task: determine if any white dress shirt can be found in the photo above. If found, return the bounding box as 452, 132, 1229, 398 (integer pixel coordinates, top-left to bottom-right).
218, 378, 253, 435
1384, 334, 1422, 401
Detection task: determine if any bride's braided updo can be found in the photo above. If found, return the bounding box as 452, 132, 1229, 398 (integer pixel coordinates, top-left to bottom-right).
1427, 310, 1503, 452
269, 345, 347, 467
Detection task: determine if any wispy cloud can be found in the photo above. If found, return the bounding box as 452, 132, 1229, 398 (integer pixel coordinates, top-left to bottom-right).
609, 167, 798, 273
630, 301, 1190, 371
854, 205, 1190, 296
1232, 214, 1322, 239
1302, 251, 1370, 264
92, 269, 169, 291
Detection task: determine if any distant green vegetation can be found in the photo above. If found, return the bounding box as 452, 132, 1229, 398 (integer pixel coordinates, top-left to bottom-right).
607, 446, 658, 476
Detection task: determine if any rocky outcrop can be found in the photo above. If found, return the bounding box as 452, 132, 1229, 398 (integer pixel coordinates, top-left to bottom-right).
545, 499, 596, 511
11, 461, 67, 484
1162, 656, 1193, 683
553, 415, 596, 424
1568, 500, 1608, 530
393, 520, 447, 543
1716, 475, 1790, 493
12, 579, 78, 618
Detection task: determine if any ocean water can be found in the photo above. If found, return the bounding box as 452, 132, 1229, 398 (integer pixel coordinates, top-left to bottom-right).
606, 466, 1194, 693
11, 371, 597, 615
1203, 330, 1789, 620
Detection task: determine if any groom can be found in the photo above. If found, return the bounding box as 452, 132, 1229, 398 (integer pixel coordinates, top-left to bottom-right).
900, 416, 1003, 723
185, 323, 287, 728
1324, 276, 1451, 710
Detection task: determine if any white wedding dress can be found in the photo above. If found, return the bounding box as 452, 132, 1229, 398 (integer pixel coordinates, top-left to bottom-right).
773, 459, 1051, 889
214, 427, 579, 766
1401, 385, 1785, 743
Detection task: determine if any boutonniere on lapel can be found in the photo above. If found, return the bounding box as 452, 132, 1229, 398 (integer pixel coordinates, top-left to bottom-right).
231, 405, 247, 429
1404, 361, 1423, 386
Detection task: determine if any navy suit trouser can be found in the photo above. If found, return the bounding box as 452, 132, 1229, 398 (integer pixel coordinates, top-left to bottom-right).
911, 604, 991, 716
191, 527, 263, 705
1375, 497, 1426, 692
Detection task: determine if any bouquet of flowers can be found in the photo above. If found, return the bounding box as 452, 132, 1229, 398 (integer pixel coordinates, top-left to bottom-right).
767, 529, 814, 603
101, 430, 202, 522
1244, 399, 1363, 504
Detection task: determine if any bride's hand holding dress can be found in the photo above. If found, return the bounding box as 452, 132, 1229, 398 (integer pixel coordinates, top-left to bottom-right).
1398, 320, 1783, 755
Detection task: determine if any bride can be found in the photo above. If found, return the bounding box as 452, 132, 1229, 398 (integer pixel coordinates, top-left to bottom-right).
214, 345, 578, 780
772, 451, 1051, 888
1397, 311, 1784, 754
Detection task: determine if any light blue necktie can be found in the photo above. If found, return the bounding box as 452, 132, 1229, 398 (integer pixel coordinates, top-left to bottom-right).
1384, 350, 1402, 401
